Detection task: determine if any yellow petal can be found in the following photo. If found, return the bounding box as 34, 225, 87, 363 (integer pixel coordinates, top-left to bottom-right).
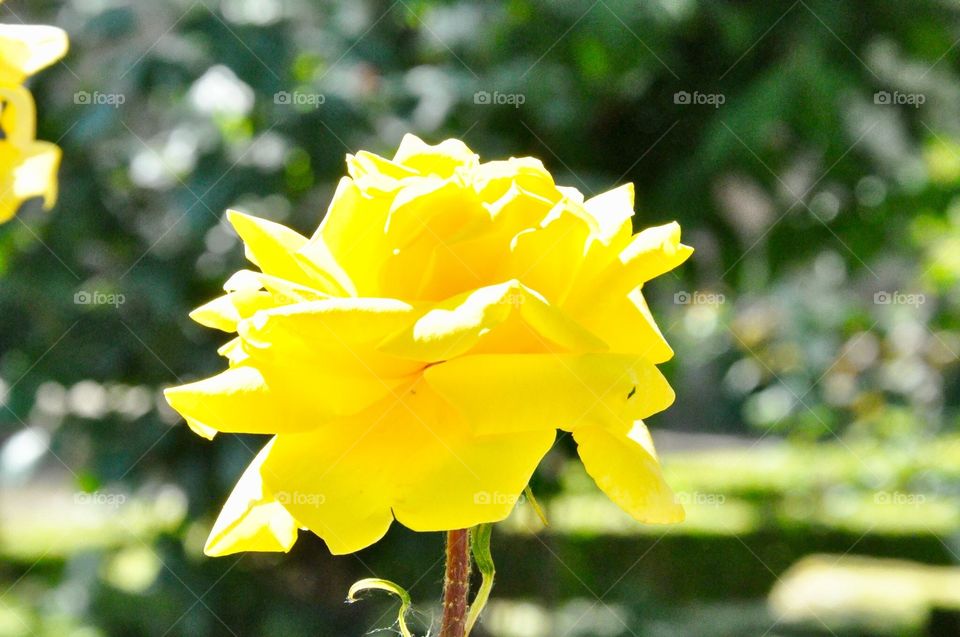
295, 236, 357, 296
617, 221, 693, 285
386, 186, 551, 300
347, 150, 418, 183
390, 391, 554, 532
0, 85, 35, 146
392, 134, 478, 177
487, 183, 557, 234
222, 269, 263, 292
239, 296, 421, 352
377, 179, 490, 299
424, 353, 674, 435
223, 269, 327, 301
314, 177, 392, 295
227, 209, 306, 269
216, 337, 248, 367
508, 204, 593, 303
471, 157, 559, 202
14, 142, 60, 209
0, 25, 68, 83
182, 416, 219, 440
260, 383, 552, 553
380, 280, 606, 362
189, 291, 270, 332
164, 366, 323, 437
583, 183, 635, 246
564, 222, 692, 319
572, 287, 676, 363
0, 140, 61, 222
383, 177, 486, 249
259, 414, 398, 555
573, 422, 684, 524
190, 295, 242, 332
190, 270, 330, 333
204, 438, 300, 556
226, 210, 351, 295
235, 298, 425, 415
401, 231, 503, 301
557, 185, 585, 203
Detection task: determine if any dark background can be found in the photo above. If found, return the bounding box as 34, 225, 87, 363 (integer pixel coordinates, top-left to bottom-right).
2, 0, 960, 635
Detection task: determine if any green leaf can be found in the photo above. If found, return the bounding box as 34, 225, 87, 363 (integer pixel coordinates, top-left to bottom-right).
524, 485, 549, 526
466, 524, 495, 636
346, 578, 415, 637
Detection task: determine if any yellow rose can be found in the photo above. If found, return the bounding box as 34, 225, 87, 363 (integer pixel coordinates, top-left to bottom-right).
0, 20, 68, 223
165, 135, 693, 556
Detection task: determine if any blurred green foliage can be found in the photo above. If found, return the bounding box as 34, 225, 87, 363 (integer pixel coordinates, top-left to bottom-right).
2, 0, 960, 635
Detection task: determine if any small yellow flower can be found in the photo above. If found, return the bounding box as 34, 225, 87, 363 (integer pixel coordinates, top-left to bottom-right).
0, 18, 68, 223
166, 135, 693, 556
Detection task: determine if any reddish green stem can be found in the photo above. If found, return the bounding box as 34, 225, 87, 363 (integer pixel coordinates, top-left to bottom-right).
439, 529, 471, 637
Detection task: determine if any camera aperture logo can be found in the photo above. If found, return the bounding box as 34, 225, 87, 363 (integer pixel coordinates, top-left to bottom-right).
274, 91, 325, 108
474, 90, 525, 109
74, 290, 125, 308
674, 90, 725, 108
74, 91, 126, 108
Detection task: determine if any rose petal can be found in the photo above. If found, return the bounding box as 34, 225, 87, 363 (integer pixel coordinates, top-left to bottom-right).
380, 280, 606, 362
204, 438, 300, 556
424, 352, 674, 435
574, 422, 684, 524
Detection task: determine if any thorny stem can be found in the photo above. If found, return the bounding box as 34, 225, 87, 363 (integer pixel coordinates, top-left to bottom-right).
439, 529, 471, 637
